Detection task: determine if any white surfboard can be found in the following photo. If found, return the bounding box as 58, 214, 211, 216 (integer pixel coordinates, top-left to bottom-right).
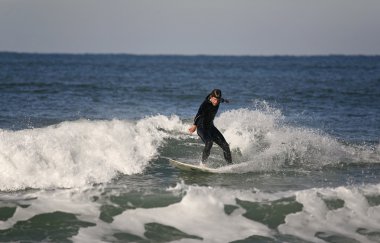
167, 158, 219, 173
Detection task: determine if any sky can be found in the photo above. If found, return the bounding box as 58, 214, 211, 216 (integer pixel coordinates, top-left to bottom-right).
1, 0, 380, 55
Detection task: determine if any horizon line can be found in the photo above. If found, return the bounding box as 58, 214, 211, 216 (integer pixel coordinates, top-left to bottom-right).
1, 50, 380, 57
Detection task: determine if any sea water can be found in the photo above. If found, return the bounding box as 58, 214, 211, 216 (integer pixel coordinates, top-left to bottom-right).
0, 53, 379, 242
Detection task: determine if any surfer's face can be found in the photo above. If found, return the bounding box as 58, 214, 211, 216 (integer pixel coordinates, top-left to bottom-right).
210, 96, 220, 106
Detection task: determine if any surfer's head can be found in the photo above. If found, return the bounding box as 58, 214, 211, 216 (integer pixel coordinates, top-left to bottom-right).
210, 89, 222, 106
210, 89, 222, 99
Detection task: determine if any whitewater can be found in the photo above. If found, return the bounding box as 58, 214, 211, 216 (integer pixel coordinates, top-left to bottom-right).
1, 181, 380, 242
1, 109, 378, 191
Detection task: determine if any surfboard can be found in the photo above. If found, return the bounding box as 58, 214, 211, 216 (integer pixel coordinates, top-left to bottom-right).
167, 158, 219, 173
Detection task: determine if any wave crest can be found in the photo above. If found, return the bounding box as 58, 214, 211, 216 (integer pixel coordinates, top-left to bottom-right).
0, 115, 186, 191
215, 107, 379, 171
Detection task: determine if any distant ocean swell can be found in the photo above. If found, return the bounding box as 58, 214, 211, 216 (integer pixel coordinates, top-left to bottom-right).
0, 106, 378, 191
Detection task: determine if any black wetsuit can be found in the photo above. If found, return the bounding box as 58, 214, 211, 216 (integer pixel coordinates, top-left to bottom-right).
193, 95, 232, 164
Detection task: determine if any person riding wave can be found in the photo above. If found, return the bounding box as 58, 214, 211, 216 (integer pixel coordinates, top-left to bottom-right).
188, 89, 232, 164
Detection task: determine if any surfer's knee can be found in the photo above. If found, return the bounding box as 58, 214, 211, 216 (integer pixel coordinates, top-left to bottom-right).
221, 142, 230, 152
205, 140, 213, 150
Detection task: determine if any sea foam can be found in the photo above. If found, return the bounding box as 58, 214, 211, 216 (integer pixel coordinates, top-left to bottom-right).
72, 182, 380, 243
1, 107, 378, 190
0, 115, 186, 191
214, 107, 380, 172
1, 181, 380, 242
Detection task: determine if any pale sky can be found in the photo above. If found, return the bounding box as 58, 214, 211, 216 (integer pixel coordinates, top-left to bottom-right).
1, 0, 379, 55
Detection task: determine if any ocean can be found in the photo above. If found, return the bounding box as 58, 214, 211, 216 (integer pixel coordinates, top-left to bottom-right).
0, 53, 379, 242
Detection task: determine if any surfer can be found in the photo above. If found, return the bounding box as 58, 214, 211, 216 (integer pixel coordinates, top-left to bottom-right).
188, 89, 232, 164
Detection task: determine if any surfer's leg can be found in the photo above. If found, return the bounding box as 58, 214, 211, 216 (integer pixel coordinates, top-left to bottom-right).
211, 126, 232, 164
197, 127, 213, 162
202, 140, 213, 162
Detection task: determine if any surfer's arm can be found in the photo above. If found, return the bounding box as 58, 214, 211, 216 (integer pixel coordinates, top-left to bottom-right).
190, 111, 203, 134
189, 101, 206, 134
193, 101, 206, 125
193, 114, 202, 125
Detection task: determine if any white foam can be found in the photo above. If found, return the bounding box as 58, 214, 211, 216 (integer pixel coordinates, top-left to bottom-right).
279, 185, 380, 243
0, 115, 186, 191
213, 107, 380, 172
76, 182, 380, 242
0, 187, 100, 231
2, 182, 380, 242
109, 183, 273, 242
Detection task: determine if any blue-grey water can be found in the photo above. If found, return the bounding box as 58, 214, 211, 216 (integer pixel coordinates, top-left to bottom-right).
0, 53, 379, 242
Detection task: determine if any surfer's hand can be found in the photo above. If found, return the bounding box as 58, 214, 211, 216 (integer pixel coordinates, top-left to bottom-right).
188, 125, 197, 134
